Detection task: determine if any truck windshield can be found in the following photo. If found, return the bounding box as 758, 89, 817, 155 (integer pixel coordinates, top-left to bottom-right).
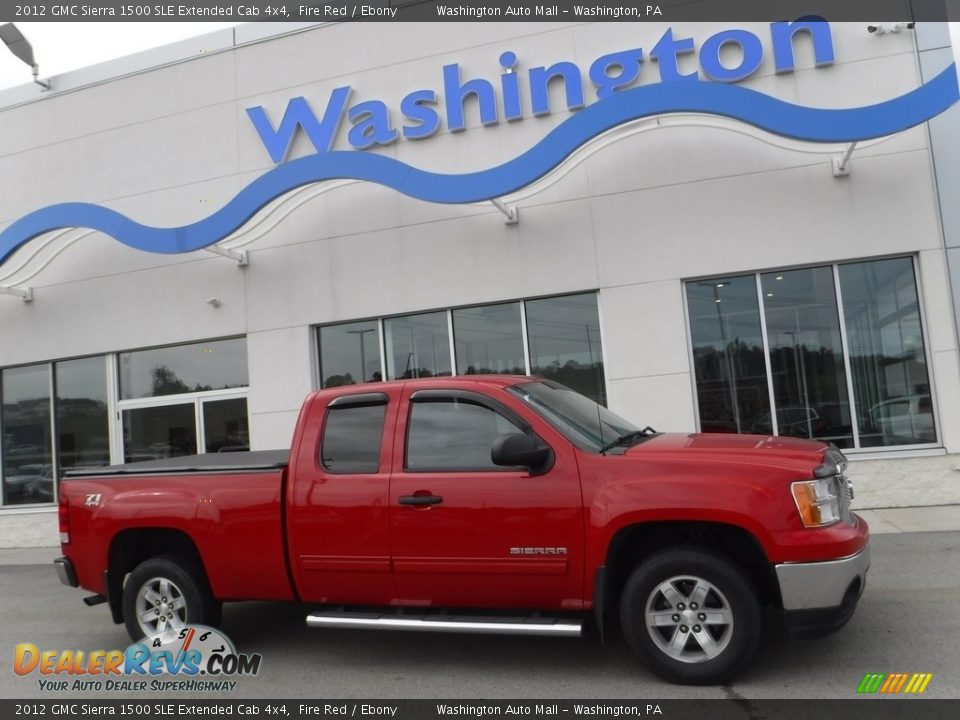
508, 380, 642, 453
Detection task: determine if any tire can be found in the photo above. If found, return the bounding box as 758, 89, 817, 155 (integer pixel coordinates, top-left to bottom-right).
122, 555, 222, 642
619, 546, 761, 685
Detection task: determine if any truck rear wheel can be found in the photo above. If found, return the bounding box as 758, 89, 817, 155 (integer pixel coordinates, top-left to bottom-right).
122, 555, 222, 642
619, 546, 761, 685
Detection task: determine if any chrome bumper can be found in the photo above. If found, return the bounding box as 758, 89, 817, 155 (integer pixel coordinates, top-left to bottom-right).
775, 545, 870, 611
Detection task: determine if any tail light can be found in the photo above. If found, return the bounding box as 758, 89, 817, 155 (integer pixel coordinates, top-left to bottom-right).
58, 493, 70, 545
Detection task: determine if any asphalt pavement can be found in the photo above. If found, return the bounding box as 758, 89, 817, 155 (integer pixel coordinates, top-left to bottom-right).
1, 530, 957, 700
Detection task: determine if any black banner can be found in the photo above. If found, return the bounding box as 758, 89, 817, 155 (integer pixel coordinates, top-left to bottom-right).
0, 0, 959, 22
2, 700, 960, 719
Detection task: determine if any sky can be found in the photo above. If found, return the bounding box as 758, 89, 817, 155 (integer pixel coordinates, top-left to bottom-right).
0, 22, 242, 91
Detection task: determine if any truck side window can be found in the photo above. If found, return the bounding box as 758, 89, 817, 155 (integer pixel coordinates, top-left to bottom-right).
406, 398, 525, 472
321, 403, 387, 474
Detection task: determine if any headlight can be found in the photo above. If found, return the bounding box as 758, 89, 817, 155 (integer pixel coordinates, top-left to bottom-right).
791, 477, 842, 527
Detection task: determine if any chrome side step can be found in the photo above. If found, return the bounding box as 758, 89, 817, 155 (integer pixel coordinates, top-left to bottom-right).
306, 611, 582, 637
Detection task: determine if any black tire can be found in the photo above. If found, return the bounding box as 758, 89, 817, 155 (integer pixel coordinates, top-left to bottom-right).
619, 546, 761, 685
122, 555, 222, 642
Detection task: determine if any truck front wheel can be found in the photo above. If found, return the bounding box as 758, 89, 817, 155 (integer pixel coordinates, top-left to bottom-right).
619, 546, 761, 685
122, 555, 222, 642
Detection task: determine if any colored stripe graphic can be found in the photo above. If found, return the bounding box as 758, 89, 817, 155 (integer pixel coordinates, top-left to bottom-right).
858, 672, 933, 694
1, 64, 958, 269
857, 673, 886, 693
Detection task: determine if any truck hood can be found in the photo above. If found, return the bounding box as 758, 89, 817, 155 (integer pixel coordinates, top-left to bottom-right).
624, 432, 827, 471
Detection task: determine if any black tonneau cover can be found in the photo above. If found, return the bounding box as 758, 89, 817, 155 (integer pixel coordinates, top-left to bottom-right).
63, 449, 289, 478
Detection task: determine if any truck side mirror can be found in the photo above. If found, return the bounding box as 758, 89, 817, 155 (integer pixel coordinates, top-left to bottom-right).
491, 433, 553, 474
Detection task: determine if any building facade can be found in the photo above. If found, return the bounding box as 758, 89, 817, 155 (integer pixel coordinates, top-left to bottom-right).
1, 20, 959, 547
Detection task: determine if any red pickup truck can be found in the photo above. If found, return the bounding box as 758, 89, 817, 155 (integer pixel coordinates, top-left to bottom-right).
54, 376, 869, 684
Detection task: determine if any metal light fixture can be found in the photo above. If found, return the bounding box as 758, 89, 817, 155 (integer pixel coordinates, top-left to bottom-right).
867, 22, 915, 35
0, 23, 50, 90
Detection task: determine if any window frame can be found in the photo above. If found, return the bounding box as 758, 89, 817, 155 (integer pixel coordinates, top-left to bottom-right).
682, 255, 942, 454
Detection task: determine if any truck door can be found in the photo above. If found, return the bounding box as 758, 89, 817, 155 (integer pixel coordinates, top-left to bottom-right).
288, 390, 398, 605
389, 387, 584, 610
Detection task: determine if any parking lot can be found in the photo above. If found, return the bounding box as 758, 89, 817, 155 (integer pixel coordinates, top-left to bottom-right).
1, 529, 958, 700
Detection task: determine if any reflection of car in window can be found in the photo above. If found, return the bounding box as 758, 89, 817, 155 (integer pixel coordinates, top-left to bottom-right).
4, 463, 54, 501
867, 395, 935, 444
751, 407, 825, 438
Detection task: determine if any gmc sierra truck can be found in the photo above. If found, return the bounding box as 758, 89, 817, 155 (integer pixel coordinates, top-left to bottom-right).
54, 376, 869, 684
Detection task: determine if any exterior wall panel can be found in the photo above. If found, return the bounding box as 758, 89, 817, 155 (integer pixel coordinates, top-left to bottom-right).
0, 21, 958, 545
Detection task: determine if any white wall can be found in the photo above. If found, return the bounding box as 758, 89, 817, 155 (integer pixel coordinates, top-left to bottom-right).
1, 22, 958, 539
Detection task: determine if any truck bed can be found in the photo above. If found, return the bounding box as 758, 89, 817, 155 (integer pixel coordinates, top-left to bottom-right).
63, 449, 289, 478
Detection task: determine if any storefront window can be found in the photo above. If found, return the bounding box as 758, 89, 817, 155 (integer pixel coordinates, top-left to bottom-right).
839, 258, 934, 447
316, 293, 608, 405
2, 365, 53, 505
123, 404, 197, 463
526, 293, 606, 406
686, 257, 936, 449
56, 357, 110, 475
318, 321, 381, 387
453, 302, 525, 375
384, 312, 451, 380
118, 338, 251, 462
0, 340, 250, 496
203, 398, 250, 453
686, 276, 771, 434
119, 337, 248, 400
761, 267, 853, 448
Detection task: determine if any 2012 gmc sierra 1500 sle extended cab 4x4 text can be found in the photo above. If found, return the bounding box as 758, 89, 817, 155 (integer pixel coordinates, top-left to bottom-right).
54, 376, 869, 684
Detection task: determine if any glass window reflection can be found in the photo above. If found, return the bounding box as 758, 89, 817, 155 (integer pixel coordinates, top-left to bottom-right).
406, 399, 524, 471
119, 338, 248, 400
839, 258, 935, 447
56, 357, 110, 476
203, 398, 250, 453
319, 321, 382, 387
686, 276, 772, 434
2, 365, 54, 505
384, 312, 451, 380
526, 294, 606, 406
123, 404, 197, 463
453, 303, 525, 375
760, 267, 853, 447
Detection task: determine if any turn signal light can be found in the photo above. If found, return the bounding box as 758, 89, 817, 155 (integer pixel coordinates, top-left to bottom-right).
791, 478, 841, 528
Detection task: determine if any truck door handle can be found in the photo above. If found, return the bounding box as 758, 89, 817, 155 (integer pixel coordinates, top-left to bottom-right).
399, 494, 443, 507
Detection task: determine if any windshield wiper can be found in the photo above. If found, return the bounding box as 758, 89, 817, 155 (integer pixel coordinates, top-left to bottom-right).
598, 426, 658, 454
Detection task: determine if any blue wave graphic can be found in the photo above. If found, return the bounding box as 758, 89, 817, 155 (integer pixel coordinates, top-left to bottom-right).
2, 65, 957, 268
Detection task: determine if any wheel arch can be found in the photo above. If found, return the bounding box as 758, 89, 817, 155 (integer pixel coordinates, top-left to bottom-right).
595, 520, 781, 638
106, 527, 209, 624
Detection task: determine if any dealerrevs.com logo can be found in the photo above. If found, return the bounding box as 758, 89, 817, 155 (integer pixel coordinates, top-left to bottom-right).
13, 626, 261, 692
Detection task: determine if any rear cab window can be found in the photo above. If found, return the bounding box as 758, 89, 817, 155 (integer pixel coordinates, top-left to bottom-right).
320, 393, 389, 474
